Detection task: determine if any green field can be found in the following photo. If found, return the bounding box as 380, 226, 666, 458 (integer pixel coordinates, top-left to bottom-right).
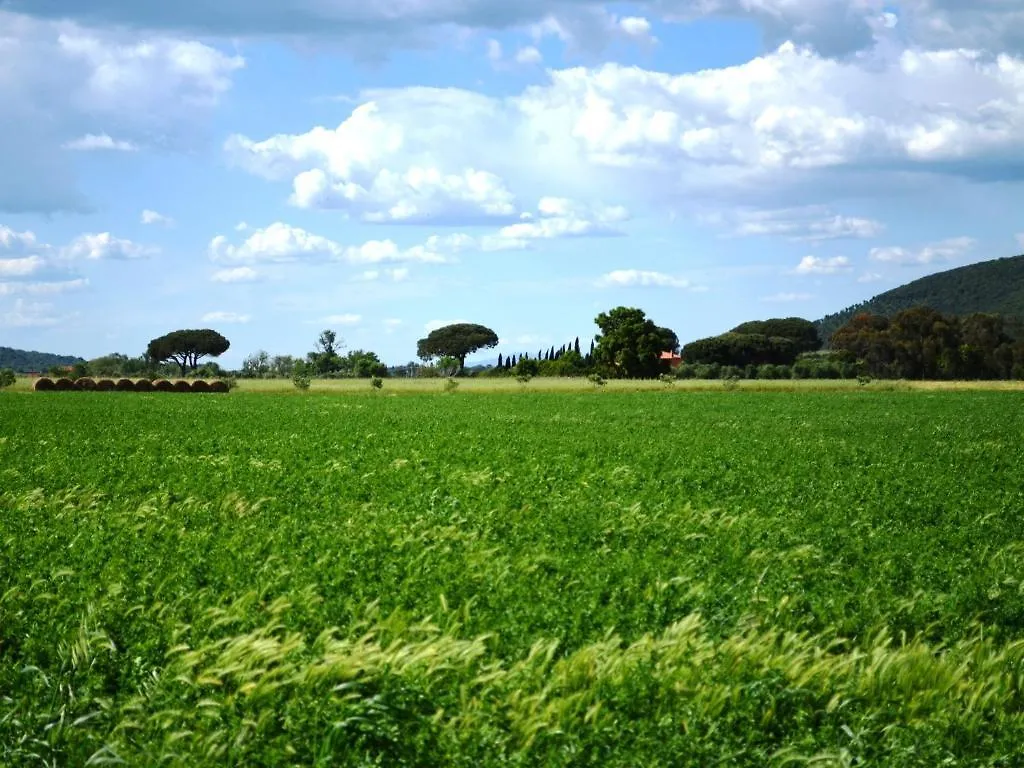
3, 390, 1024, 765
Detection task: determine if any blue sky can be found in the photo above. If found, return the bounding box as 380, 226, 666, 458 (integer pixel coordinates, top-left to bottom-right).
1, 0, 1023, 367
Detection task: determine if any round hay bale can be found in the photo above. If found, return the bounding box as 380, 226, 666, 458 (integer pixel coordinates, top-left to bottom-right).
74, 377, 97, 391
54, 378, 75, 391
115, 378, 135, 391
95, 379, 115, 391
173, 380, 192, 393
33, 377, 56, 391
134, 379, 154, 392
209, 380, 230, 394
153, 379, 174, 392
190, 379, 211, 393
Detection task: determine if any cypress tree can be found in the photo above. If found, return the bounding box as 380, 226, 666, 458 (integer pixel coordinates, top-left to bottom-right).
575, 337, 581, 355
497, 353, 503, 368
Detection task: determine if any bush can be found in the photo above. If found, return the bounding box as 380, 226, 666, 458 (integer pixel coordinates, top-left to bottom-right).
674, 363, 698, 380
588, 373, 607, 387
115, 378, 135, 391
370, 377, 383, 390
135, 379, 154, 392
33, 377, 55, 391
74, 377, 97, 391
292, 373, 311, 391
54, 378, 75, 391
0, 368, 15, 389
658, 373, 675, 386
443, 378, 460, 393
95, 379, 115, 392
516, 374, 533, 386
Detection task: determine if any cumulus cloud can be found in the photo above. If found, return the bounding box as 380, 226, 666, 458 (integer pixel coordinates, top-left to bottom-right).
481, 198, 629, 249
722, 207, 885, 241
0, 254, 46, 279
211, 266, 261, 283
141, 209, 174, 226
0, 278, 89, 296
62, 233, 157, 260
359, 268, 410, 282
0, 11, 244, 212
792, 255, 853, 275
595, 269, 697, 289
63, 133, 139, 151
209, 222, 470, 266
869, 236, 976, 265
202, 311, 250, 323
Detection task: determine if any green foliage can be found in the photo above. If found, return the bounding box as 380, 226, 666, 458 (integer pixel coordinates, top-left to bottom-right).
0, 368, 15, 389
588, 372, 607, 387
730, 317, 821, 353
292, 362, 312, 391
443, 377, 460, 393
683, 333, 800, 367
3, 392, 1024, 764
593, 306, 677, 378
417, 324, 499, 372
146, 329, 231, 376
817, 253, 1024, 342
371, 377, 383, 390
0, 346, 83, 373
515, 373, 532, 386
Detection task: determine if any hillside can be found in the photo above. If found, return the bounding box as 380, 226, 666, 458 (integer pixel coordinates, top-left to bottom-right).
0, 346, 84, 373
817, 254, 1024, 343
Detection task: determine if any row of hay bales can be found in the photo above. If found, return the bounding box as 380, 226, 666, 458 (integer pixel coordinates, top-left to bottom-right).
34, 377, 230, 393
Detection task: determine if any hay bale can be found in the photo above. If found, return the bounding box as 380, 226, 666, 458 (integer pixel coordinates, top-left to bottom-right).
33, 377, 56, 391
115, 378, 135, 391
190, 379, 211, 393
209, 380, 230, 394
173, 380, 192, 393
134, 379, 154, 392
95, 379, 115, 391
74, 377, 97, 391
54, 378, 75, 391
153, 379, 174, 392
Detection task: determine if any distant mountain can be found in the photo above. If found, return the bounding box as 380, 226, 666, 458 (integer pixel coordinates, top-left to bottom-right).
0, 346, 85, 373
817, 254, 1024, 344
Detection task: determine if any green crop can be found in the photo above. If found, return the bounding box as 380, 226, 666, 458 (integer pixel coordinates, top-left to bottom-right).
2, 390, 1024, 765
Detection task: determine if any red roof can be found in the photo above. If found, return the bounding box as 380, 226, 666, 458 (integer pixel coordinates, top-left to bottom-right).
659, 351, 682, 360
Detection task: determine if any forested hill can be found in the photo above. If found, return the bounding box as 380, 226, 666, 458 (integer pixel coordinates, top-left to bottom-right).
817, 254, 1024, 343
0, 346, 84, 372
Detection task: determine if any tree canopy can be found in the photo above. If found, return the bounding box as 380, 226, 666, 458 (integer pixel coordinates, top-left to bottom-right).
417, 323, 499, 372
146, 329, 230, 376
730, 317, 821, 353
593, 307, 678, 379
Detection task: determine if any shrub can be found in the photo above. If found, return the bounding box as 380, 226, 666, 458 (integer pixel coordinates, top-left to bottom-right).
191, 380, 211, 393
371, 377, 383, 390
95, 379, 115, 392
292, 373, 311, 391
588, 373, 607, 387
0, 368, 15, 389
33, 377, 56, 391
135, 379, 154, 392
172, 380, 191, 393
674, 363, 698, 380
74, 377, 96, 391
659, 373, 675, 386
153, 379, 174, 392
444, 378, 460, 393
54, 378, 75, 391
722, 375, 741, 391
209, 381, 230, 394
516, 374, 533, 386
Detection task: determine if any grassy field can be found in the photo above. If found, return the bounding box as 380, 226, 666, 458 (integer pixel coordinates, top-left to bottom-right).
3, 389, 1024, 765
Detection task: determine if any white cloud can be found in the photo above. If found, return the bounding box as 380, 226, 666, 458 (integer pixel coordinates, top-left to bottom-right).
596, 269, 697, 289
383, 318, 403, 333
323, 313, 361, 326
0, 298, 67, 328
360, 268, 410, 282
235, 221, 249, 231
761, 292, 814, 302
210, 222, 344, 263
724, 207, 885, 241
63, 133, 139, 152
141, 209, 174, 226
201, 311, 250, 323
0, 278, 89, 296
515, 46, 543, 65
62, 233, 157, 260
0, 11, 245, 213
792, 255, 853, 275
211, 266, 261, 283
0, 254, 46, 278
869, 236, 976, 265
482, 198, 629, 249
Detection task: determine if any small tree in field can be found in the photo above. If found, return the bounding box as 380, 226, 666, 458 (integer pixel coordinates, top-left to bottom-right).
0, 368, 15, 390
